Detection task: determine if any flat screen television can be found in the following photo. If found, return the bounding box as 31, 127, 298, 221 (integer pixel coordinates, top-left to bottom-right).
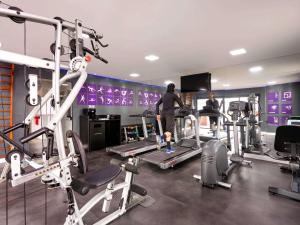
180, 73, 211, 93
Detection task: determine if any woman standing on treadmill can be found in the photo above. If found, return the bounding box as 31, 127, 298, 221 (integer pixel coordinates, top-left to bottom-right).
156, 83, 184, 153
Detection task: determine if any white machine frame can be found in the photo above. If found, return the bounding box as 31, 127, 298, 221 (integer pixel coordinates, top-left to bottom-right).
0, 6, 142, 225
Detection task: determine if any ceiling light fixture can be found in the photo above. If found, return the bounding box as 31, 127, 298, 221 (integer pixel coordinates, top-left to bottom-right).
230, 48, 247, 56
268, 81, 277, 85
211, 79, 218, 83
145, 54, 159, 61
223, 84, 230, 87
249, 66, 263, 73
129, 73, 140, 78
164, 80, 173, 85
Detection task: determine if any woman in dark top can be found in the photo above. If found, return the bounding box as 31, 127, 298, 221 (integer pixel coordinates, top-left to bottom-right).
156, 83, 184, 153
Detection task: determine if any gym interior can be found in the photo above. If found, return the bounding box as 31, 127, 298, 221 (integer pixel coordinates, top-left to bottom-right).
0, 1, 300, 225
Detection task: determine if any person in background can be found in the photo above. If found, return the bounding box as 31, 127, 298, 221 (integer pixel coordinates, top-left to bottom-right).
206, 91, 220, 131
156, 83, 184, 153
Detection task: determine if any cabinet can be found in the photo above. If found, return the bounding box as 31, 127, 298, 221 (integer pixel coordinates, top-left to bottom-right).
80, 114, 121, 151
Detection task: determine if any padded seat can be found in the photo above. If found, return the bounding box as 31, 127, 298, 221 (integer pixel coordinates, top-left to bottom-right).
81, 165, 122, 189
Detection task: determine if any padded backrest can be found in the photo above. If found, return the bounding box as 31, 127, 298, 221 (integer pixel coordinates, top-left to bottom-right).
66, 130, 88, 174
274, 125, 300, 152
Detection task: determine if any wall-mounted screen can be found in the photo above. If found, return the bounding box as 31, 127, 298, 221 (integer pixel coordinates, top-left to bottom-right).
181, 73, 211, 93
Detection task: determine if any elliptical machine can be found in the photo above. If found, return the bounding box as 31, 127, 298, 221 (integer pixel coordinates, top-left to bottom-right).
194, 101, 252, 189
240, 93, 263, 154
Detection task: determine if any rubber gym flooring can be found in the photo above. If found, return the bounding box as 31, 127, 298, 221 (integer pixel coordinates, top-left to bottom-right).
1, 150, 300, 225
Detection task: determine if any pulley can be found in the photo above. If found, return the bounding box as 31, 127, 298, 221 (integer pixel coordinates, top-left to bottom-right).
25, 74, 41, 106
50, 42, 65, 56
8, 6, 25, 24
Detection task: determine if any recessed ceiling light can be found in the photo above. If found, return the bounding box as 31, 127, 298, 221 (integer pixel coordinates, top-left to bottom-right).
211, 79, 218, 83
230, 48, 247, 56
0, 42, 2, 48
129, 73, 140, 77
223, 84, 230, 87
249, 66, 263, 73
145, 54, 159, 61
268, 81, 277, 85
164, 80, 173, 85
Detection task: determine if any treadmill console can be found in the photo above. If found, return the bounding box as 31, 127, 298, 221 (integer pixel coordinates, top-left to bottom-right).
228, 101, 247, 112
228, 101, 247, 121
287, 116, 300, 126
199, 106, 220, 117
142, 110, 156, 118
175, 107, 193, 118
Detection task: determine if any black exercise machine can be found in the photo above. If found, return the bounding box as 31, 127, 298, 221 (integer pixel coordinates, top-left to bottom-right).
106, 110, 165, 157
269, 125, 300, 201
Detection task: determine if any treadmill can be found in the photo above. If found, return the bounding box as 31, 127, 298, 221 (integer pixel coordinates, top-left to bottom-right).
139, 108, 201, 169
106, 110, 165, 157
198, 106, 228, 142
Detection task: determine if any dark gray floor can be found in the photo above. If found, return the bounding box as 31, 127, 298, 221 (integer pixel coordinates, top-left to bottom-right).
1, 150, 300, 225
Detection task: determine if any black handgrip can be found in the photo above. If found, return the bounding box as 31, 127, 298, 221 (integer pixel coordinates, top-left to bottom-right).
83, 47, 94, 55
71, 179, 90, 195
97, 56, 108, 64
20, 127, 49, 144
3, 123, 26, 134
0, 132, 34, 158
131, 184, 147, 196
124, 163, 139, 174
96, 39, 109, 48
83, 47, 108, 64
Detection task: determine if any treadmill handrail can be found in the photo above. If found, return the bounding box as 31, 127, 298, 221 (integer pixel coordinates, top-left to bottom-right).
129, 114, 156, 118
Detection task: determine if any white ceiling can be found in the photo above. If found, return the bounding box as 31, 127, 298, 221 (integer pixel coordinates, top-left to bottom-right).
0, 0, 300, 89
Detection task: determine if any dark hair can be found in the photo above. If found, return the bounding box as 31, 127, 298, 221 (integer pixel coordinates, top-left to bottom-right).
167, 83, 175, 93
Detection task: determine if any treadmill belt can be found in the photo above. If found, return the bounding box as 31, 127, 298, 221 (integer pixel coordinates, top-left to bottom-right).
142, 146, 193, 162
178, 139, 196, 148
109, 140, 154, 153
264, 149, 290, 160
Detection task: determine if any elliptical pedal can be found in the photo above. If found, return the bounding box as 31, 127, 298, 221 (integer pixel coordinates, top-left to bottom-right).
230, 154, 252, 167
230, 154, 244, 163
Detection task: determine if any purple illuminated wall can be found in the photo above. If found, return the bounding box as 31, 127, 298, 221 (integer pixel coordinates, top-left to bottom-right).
281, 116, 289, 125
281, 91, 292, 102
266, 90, 293, 126
267, 91, 279, 103
267, 116, 279, 126
267, 104, 279, 114
77, 84, 134, 106
137, 91, 162, 107
77, 83, 163, 107
281, 104, 292, 114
